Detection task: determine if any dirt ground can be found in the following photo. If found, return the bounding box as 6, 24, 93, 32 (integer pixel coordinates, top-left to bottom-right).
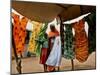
11, 52, 96, 74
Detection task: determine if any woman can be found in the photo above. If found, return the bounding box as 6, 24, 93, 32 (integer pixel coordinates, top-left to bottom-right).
46, 25, 61, 72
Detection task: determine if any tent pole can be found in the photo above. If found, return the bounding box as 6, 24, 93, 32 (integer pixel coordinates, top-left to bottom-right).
57, 15, 64, 71
58, 16, 74, 71
71, 59, 74, 70
58, 15, 64, 55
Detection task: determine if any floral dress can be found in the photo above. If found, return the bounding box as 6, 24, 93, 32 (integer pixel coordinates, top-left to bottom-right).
12, 13, 28, 54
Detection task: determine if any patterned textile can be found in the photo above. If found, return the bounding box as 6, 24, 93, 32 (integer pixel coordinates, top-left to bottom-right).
63, 24, 75, 59
28, 21, 42, 54
12, 13, 28, 54
73, 19, 89, 62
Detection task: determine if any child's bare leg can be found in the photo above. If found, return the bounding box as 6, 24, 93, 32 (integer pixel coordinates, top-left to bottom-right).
43, 64, 45, 72
45, 64, 47, 72
44, 64, 47, 72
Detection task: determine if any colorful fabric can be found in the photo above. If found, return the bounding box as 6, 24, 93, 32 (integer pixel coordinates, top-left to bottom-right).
63, 24, 75, 59
47, 30, 59, 59
46, 31, 60, 71
46, 36, 61, 67
73, 19, 89, 62
28, 21, 42, 54
48, 30, 59, 38
12, 13, 28, 54
35, 23, 48, 56
40, 48, 48, 64
39, 36, 49, 64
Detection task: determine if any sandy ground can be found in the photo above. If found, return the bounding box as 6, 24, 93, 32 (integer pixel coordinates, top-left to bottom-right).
11, 52, 96, 74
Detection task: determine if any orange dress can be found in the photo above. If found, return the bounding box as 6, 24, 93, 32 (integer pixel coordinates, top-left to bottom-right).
73, 20, 89, 62
12, 13, 28, 54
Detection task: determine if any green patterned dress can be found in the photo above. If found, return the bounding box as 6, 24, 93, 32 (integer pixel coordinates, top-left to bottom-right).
63, 24, 75, 59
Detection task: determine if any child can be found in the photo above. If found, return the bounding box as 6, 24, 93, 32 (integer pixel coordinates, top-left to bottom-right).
39, 33, 49, 72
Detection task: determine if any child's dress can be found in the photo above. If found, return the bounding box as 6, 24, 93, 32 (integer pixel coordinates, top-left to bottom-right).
40, 38, 48, 64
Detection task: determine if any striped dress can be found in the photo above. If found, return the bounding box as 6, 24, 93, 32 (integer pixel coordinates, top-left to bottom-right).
73, 19, 89, 62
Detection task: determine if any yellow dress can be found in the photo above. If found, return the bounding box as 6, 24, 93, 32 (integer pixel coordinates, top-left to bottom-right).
28, 21, 42, 54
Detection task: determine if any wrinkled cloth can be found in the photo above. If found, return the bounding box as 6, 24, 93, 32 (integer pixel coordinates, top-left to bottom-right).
12, 13, 28, 54
28, 21, 42, 53
46, 36, 61, 67
48, 30, 59, 38
63, 24, 75, 59
73, 19, 89, 62
40, 48, 48, 64
40, 37, 49, 64
45, 30, 60, 71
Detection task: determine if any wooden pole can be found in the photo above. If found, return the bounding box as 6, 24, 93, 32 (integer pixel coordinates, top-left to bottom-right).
12, 25, 22, 74
71, 59, 74, 70
58, 16, 74, 71
58, 15, 64, 55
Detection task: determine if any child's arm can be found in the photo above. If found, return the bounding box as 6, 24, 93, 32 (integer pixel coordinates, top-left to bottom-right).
35, 39, 44, 44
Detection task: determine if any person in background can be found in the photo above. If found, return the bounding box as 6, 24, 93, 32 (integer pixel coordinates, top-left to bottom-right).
39, 33, 49, 72
46, 25, 61, 72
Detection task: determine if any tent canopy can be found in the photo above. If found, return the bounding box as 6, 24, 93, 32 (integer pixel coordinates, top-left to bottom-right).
12, 1, 96, 23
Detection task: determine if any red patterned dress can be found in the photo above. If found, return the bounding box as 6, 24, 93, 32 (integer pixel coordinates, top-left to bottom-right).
12, 13, 28, 55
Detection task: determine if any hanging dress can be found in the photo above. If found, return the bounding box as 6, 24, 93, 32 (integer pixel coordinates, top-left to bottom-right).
35, 23, 48, 56
73, 19, 89, 62
28, 21, 42, 54
12, 13, 28, 55
63, 24, 75, 59
85, 12, 96, 53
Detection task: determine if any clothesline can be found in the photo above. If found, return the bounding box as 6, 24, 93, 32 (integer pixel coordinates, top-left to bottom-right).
63, 13, 91, 24
12, 9, 92, 36
12, 8, 91, 25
